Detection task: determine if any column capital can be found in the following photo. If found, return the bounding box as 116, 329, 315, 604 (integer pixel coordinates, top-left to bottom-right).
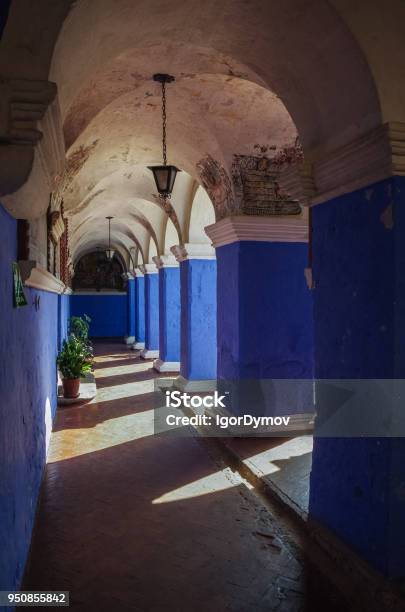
134, 267, 144, 278
122, 272, 135, 280
140, 263, 158, 275
280, 122, 405, 208
205, 215, 308, 248
153, 254, 179, 269
311, 122, 405, 205
171, 243, 216, 262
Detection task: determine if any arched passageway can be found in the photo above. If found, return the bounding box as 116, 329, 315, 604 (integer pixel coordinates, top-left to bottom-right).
1, 1, 405, 609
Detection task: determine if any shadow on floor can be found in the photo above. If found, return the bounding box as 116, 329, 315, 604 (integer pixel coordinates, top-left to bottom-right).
22, 342, 350, 612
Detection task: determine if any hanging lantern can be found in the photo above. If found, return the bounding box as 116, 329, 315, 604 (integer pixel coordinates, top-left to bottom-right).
105, 216, 115, 260
148, 74, 180, 198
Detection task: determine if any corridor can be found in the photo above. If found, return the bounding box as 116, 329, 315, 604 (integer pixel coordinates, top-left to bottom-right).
23, 343, 346, 612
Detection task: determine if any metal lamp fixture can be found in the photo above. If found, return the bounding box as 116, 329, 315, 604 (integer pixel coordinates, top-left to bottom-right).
148, 74, 179, 198
105, 216, 115, 260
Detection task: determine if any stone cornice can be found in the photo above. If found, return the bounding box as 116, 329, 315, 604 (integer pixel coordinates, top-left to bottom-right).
140, 263, 158, 275
19, 260, 66, 294
171, 243, 216, 262
153, 254, 179, 269
205, 215, 308, 247
280, 122, 405, 207
0, 78, 59, 199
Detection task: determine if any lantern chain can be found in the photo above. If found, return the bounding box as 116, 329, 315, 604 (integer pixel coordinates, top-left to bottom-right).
162, 80, 167, 166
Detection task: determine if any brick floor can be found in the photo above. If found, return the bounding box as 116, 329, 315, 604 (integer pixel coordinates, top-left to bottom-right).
23, 342, 349, 611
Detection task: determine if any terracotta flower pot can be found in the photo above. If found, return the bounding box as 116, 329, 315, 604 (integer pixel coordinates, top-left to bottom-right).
63, 378, 80, 399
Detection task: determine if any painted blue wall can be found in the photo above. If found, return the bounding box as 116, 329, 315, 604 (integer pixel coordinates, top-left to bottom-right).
135, 276, 145, 343
58, 294, 71, 351
127, 279, 136, 338
159, 267, 180, 362
71, 294, 127, 337
216, 241, 314, 416
180, 259, 217, 380
309, 176, 405, 577
0, 204, 68, 595
144, 273, 159, 351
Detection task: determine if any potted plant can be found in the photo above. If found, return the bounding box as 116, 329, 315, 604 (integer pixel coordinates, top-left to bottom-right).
57, 335, 93, 398
69, 314, 93, 368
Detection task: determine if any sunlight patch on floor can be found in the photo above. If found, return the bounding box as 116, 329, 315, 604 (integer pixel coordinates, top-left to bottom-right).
94, 353, 135, 363
95, 362, 151, 378
243, 436, 313, 476
48, 408, 156, 462
152, 467, 249, 504
92, 379, 155, 402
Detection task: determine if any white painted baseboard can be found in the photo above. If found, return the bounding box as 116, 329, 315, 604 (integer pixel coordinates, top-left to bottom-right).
141, 348, 159, 359
153, 359, 180, 373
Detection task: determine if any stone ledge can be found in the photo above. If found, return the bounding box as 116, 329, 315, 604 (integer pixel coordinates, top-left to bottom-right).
205, 215, 309, 247
19, 260, 66, 294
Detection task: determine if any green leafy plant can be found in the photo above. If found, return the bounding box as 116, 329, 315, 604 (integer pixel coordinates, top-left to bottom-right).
57, 335, 93, 380
69, 314, 91, 342
69, 314, 93, 364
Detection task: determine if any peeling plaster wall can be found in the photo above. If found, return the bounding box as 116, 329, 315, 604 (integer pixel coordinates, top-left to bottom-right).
0, 203, 66, 592
309, 177, 405, 576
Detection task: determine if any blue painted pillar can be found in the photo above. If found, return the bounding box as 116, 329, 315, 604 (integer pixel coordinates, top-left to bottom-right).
172, 244, 217, 390
153, 256, 181, 372
140, 263, 159, 359
133, 268, 145, 350
206, 217, 314, 423
308, 176, 405, 577
124, 273, 136, 345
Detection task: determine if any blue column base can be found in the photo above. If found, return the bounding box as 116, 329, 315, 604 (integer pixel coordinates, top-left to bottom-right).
153, 358, 180, 373
174, 375, 216, 392
141, 348, 159, 359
